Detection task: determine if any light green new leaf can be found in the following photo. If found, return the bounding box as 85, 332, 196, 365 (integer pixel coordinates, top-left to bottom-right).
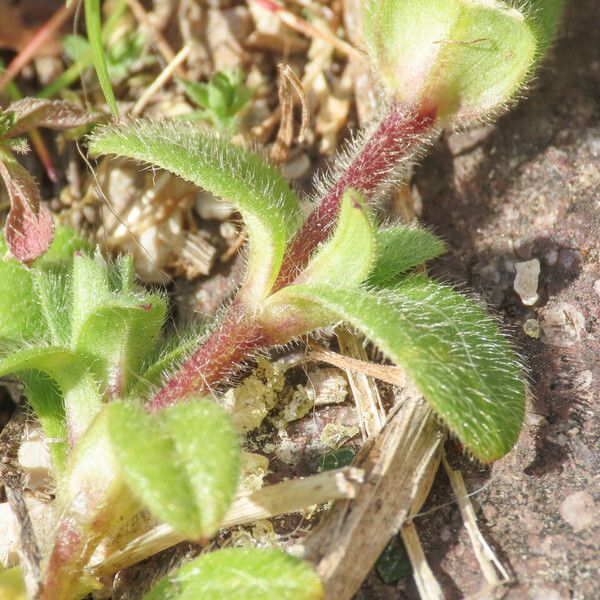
108, 399, 240, 538
133, 325, 210, 396
364, 0, 564, 124
70, 253, 166, 394
368, 224, 445, 287
272, 277, 525, 461
300, 189, 376, 288
88, 120, 302, 300
32, 267, 72, 346
144, 547, 324, 600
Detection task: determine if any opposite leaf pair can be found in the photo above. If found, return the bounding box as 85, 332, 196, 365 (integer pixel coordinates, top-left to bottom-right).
90, 121, 525, 461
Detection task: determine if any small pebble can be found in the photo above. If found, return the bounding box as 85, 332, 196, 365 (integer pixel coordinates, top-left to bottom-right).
514, 259, 540, 305
559, 491, 597, 532
523, 318, 540, 338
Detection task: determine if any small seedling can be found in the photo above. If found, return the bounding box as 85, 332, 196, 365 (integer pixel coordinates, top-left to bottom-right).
64, 30, 153, 86
0, 1, 564, 598
180, 69, 254, 132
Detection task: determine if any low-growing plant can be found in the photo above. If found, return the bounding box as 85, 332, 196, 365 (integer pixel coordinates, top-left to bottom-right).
0, 0, 564, 598
180, 69, 254, 132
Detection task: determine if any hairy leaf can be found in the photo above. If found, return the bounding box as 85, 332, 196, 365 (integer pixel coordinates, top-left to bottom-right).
368, 224, 445, 286
20, 371, 68, 473
0, 234, 44, 343
144, 547, 324, 600
270, 277, 525, 461
300, 190, 376, 288
364, 0, 564, 124
88, 120, 302, 300
0, 346, 102, 444
70, 253, 166, 395
5, 98, 100, 138
108, 399, 240, 538
0, 227, 90, 344
0, 151, 54, 263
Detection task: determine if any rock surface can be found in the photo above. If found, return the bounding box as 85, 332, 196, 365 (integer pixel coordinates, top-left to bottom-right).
374, 2, 599, 598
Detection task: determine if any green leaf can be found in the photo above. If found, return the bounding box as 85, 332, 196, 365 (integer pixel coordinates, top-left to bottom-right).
32, 266, 72, 346
0, 345, 102, 444
134, 325, 210, 396
20, 371, 68, 474
0, 567, 26, 600
84, 0, 118, 116
364, 0, 564, 124
144, 547, 324, 600
368, 224, 445, 287
108, 399, 240, 538
376, 536, 412, 583
63, 34, 91, 63
70, 252, 166, 395
0, 110, 16, 137
0, 225, 90, 344
180, 70, 253, 132
88, 120, 301, 300
269, 277, 525, 461
300, 190, 376, 288
0, 233, 44, 343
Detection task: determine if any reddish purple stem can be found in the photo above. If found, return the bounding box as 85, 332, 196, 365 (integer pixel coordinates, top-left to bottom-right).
275, 105, 436, 288
148, 302, 270, 411
148, 104, 437, 410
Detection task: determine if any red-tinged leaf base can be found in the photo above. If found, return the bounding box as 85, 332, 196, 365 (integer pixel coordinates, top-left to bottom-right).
0, 155, 54, 263
5, 199, 54, 264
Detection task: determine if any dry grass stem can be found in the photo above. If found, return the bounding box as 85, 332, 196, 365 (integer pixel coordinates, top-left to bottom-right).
132, 44, 191, 116
401, 523, 444, 600
301, 388, 444, 600
270, 64, 309, 164
307, 341, 407, 388
442, 453, 510, 590
90, 466, 363, 578
335, 328, 386, 439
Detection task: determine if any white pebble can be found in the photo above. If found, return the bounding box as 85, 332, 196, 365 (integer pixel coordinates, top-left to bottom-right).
514, 259, 541, 306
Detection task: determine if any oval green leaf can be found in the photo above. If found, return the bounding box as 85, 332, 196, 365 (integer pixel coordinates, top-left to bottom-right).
88, 120, 302, 301
144, 547, 324, 600
300, 189, 376, 288
274, 277, 525, 461
107, 399, 240, 538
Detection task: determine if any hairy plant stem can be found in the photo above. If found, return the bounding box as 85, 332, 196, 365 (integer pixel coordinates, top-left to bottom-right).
274, 104, 436, 289
148, 103, 437, 410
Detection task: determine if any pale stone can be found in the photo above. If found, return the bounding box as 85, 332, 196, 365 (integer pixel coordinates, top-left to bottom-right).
18, 429, 52, 493
559, 491, 597, 532
514, 259, 541, 305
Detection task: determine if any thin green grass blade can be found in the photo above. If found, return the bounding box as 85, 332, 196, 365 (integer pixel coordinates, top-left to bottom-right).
84, 0, 118, 115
